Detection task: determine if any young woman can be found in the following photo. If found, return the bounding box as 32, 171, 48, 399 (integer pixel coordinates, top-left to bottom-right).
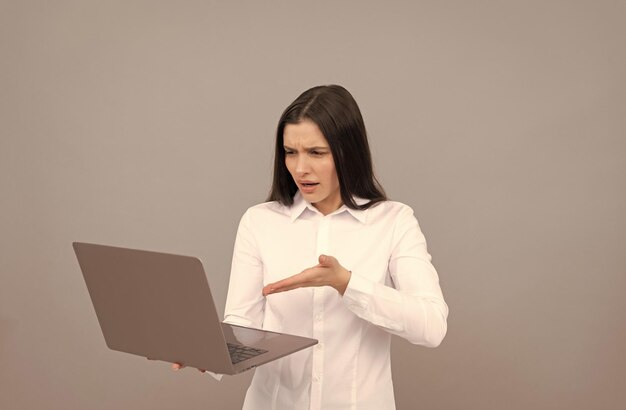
220, 85, 448, 409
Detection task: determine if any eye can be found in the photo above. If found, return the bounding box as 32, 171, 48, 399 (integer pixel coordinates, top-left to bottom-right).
284, 150, 295, 156
310, 150, 325, 157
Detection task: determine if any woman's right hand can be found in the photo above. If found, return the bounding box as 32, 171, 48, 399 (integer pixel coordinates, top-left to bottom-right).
171, 362, 207, 373
146, 358, 206, 373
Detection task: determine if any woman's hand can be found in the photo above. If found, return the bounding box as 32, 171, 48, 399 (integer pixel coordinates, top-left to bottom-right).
262, 254, 351, 296
171, 362, 207, 373
146, 358, 206, 373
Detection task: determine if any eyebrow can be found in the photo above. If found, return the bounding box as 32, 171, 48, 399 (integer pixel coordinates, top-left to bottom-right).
283, 145, 329, 151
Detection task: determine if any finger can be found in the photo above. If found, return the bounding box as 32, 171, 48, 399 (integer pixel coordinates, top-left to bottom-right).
264, 274, 321, 295
198, 369, 206, 373
318, 254, 330, 265
265, 282, 307, 295
172, 363, 185, 371
263, 272, 314, 295
263, 282, 292, 296
263, 273, 306, 296
264, 281, 305, 295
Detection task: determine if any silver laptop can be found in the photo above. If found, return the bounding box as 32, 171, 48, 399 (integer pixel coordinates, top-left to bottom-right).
73, 242, 317, 375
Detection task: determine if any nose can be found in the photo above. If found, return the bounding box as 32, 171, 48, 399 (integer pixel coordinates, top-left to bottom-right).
294, 154, 311, 175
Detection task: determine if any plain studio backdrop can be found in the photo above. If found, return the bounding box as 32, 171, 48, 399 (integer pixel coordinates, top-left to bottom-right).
1, 1, 625, 409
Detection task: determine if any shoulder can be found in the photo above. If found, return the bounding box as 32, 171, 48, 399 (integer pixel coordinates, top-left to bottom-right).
367, 199, 416, 222
364, 200, 422, 238
245, 200, 284, 214
368, 201, 428, 249
239, 200, 290, 225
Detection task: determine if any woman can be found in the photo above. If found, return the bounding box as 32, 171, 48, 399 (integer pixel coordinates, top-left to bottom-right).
220, 84, 448, 409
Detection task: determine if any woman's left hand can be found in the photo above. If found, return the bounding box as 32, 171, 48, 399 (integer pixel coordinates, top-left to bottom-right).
263, 254, 351, 296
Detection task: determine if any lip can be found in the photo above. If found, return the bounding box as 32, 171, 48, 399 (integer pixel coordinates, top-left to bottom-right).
298, 181, 319, 194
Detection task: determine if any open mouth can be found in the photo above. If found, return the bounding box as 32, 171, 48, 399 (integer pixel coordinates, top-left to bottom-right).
299, 182, 319, 193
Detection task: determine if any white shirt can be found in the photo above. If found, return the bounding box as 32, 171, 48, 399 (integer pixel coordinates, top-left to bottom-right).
224, 192, 448, 410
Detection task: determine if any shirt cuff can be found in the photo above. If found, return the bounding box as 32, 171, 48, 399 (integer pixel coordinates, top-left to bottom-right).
342, 271, 373, 312
205, 371, 223, 381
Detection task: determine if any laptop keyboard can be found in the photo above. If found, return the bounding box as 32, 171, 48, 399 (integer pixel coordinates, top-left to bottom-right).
227, 342, 268, 364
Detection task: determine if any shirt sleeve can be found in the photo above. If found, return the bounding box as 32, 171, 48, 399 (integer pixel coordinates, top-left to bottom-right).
342, 205, 449, 347
223, 209, 265, 329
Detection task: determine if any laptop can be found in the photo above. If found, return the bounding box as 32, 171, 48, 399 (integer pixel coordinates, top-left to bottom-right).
72, 242, 318, 375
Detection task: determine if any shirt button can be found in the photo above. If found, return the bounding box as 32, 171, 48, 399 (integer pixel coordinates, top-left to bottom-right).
313, 375, 320, 382
315, 313, 322, 321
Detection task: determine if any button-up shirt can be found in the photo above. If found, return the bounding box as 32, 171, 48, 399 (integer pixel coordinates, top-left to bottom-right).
224, 192, 448, 410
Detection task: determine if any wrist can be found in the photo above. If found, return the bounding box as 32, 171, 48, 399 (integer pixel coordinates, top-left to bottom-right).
336, 269, 352, 296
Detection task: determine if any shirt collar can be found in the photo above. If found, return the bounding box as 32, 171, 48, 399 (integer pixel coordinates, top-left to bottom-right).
289, 191, 369, 224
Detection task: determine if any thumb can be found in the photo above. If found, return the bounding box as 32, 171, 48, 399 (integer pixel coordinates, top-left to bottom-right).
318, 254, 336, 266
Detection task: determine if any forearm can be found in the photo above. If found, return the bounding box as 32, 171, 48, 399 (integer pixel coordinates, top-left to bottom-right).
342, 272, 448, 347
224, 209, 265, 328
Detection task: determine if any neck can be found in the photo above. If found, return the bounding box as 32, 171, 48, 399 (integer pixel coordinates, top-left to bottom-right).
313, 198, 343, 216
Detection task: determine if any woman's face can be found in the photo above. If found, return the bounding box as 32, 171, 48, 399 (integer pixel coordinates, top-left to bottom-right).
283, 119, 341, 215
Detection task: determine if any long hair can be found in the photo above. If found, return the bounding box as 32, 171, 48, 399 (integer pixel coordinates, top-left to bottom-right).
267, 85, 386, 210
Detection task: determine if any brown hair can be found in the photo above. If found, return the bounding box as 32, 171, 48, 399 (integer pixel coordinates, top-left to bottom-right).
267, 85, 386, 209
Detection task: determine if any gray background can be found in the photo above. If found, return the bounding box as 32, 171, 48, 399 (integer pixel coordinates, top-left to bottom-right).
1, 1, 625, 409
